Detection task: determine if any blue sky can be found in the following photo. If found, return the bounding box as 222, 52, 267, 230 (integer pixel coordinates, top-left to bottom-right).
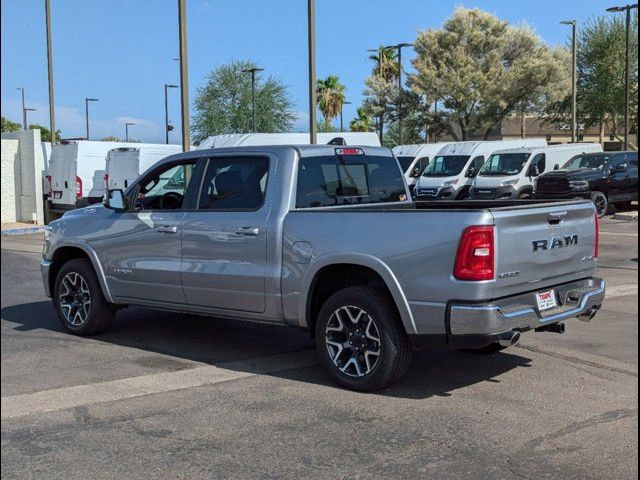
1, 0, 611, 143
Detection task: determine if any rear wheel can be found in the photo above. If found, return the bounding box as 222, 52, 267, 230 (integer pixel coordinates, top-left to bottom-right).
517, 191, 532, 199
53, 258, 115, 335
315, 286, 412, 391
591, 191, 609, 218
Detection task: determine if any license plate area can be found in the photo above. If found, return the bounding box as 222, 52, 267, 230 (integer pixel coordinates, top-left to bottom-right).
535, 290, 557, 311
53, 191, 62, 199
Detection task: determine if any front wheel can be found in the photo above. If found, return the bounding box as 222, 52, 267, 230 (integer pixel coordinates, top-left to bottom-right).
315, 286, 412, 391
591, 191, 609, 218
53, 258, 115, 335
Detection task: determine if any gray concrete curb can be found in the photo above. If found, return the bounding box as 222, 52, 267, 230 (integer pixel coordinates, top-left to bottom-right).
1, 226, 47, 236
613, 211, 638, 222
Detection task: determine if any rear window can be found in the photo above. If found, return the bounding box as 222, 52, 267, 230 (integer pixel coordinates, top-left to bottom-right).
296, 154, 406, 208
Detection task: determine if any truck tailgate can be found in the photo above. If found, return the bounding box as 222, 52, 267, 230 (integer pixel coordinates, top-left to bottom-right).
491, 201, 597, 298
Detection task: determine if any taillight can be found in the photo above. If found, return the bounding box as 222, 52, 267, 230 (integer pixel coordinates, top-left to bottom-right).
76, 176, 83, 198
46, 175, 52, 195
335, 147, 364, 155
594, 212, 599, 258
454, 225, 495, 281
103, 173, 109, 187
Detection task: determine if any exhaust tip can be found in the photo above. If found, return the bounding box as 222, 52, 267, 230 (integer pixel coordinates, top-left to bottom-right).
498, 331, 520, 347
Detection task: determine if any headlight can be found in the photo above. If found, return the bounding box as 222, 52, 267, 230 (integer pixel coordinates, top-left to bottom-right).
442, 179, 459, 187
500, 179, 519, 187
43, 226, 52, 242
569, 180, 589, 191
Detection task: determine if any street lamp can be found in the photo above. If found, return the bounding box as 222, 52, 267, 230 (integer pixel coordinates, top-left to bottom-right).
340, 101, 352, 132
164, 84, 179, 144
367, 48, 383, 76
24, 108, 36, 128
85, 98, 99, 140
606, 3, 638, 150
385, 42, 413, 145
16, 87, 26, 130
45, 0, 56, 144
560, 20, 577, 143
125, 122, 135, 142
308, 0, 317, 144
177, 0, 190, 152
242, 67, 265, 133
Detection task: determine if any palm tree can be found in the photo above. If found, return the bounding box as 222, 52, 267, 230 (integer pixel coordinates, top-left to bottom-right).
350, 107, 373, 132
316, 76, 346, 130
368, 47, 399, 82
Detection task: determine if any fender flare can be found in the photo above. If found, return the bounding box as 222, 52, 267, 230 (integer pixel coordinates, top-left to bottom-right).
49, 240, 115, 303
297, 253, 417, 334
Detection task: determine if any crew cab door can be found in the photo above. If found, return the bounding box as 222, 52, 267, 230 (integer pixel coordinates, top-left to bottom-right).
104, 158, 203, 304
181, 155, 271, 313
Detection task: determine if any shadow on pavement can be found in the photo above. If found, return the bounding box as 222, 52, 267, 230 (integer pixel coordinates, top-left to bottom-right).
2, 301, 532, 400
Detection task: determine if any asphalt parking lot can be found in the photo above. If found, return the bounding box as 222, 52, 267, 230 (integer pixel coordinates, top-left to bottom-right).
1, 217, 637, 480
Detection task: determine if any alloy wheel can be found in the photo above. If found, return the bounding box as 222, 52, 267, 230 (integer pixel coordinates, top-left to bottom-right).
58, 272, 92, 326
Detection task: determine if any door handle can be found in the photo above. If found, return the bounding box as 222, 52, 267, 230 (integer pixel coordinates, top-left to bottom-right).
235, 227, 260, 236
156, 225, 178, 234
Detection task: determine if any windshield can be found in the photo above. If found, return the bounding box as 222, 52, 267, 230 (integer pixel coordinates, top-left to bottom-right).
422, 155, 470, 177
480, 153, 531, 176
396, 156, 415, 173
563, 155, 610, 170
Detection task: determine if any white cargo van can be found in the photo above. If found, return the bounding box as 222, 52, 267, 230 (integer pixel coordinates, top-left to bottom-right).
48, 140, 181, 211
392, 143, 452, 192
105, 145, 183, 190
196, 132, 381, 149
413, 139, 547, 200
470, 143, 604, 200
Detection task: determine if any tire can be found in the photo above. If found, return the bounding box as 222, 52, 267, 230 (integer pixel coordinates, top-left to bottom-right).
463, 342, 507, 354
53, 258, 115, 335
315, 286, 412, 391
517, 191, 532, 199
590, 191, 609, 218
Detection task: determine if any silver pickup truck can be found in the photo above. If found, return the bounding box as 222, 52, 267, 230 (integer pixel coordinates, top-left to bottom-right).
41, 145, 605, 391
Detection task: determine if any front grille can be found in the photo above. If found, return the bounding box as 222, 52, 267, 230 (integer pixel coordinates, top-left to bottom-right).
472, 188, 497, 199
536, 176, 570, 194
416, 187, 438, 197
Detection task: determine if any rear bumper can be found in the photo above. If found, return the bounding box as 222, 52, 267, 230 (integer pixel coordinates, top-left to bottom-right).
411, 277, 605, 349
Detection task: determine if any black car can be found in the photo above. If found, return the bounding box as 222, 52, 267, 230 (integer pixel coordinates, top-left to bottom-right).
534, 151, 638, 217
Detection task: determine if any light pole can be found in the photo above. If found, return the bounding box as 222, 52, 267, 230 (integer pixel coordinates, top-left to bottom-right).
307, 0, 317, 144
242, 67, 264, 133
125, 122, 135, 142
164, 84, 179, 144
340, 101, 351, 132
24, 108, 36, 128
85, 98, 99, 140
367, 47, 384, 143
385, 42, 413, 145
560, 21, 578, 143
45, 0, 56, 143
16, 88, 26, 129
607, 4, 638, 150
178, 0, 190, 152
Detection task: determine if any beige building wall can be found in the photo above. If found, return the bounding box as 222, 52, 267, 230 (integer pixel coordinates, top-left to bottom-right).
1, 139, 20, 223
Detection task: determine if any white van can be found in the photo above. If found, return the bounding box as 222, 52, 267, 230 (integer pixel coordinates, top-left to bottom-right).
470, 143, 604, 200
196, 132, 381, 149
392, 143, 452, 192
105, 145, 183, 190
48, 140, 177, 211
413, 139, 547, 200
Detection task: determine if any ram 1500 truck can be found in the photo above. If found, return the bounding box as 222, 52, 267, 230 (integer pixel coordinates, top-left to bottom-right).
41, 145, 605, 391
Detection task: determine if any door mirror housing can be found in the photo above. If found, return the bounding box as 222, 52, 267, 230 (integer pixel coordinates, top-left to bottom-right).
466, 166, 477, 178
104, 189, 128, 211
528, 164, 540, 177
613, 163, 628, 173
410, 167, 422, 178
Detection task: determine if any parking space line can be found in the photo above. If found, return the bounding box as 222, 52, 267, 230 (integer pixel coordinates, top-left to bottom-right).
599, 231, 638, 237
1, 349, 317, 420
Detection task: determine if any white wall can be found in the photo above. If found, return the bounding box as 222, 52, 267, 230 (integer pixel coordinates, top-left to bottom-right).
1, 139, 20, 223
1, 129, 45, 224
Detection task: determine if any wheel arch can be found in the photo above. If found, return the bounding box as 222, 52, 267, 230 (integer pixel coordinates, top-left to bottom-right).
299, 254, 417, 336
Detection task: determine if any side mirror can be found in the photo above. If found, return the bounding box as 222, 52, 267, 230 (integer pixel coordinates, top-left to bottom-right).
613, 163, 628, 173
410, 167, 421, 178
528, 165, 540, 177
104, 189, 127, 211
466, 166, 477, 178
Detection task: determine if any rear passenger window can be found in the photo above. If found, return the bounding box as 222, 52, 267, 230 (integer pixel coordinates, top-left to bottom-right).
197, 157, 269, 210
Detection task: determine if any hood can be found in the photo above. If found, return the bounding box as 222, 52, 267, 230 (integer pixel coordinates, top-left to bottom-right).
540, 168, 605, 181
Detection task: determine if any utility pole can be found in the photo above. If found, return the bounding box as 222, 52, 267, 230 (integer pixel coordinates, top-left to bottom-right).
45, 0, 56, 143
340, 101, 351, 132
85, 98, 99, 140
164, 84, 179, 144
386, 42, 413, 145
307, 0, 317, 144
17, 88, 26, 129
125, 122, 135, 142
178, 0, 190, 152
242, 67, 264, 133
367, 47, 385, 143
561, 20, 577, 143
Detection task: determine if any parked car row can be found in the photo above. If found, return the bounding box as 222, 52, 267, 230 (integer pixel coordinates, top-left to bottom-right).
394, 140, 637, 217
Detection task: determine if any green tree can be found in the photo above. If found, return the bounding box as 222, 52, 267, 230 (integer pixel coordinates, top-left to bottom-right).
99, 135, 120, 142
368, 46, 399, 82
316, 75, 346, 130
1, 116, 21, 133
409, 7, 569, 140
28, 124, 61, 143
191, 60, 296, 144
546, 14, 638, 147
350, 107, 374, 132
